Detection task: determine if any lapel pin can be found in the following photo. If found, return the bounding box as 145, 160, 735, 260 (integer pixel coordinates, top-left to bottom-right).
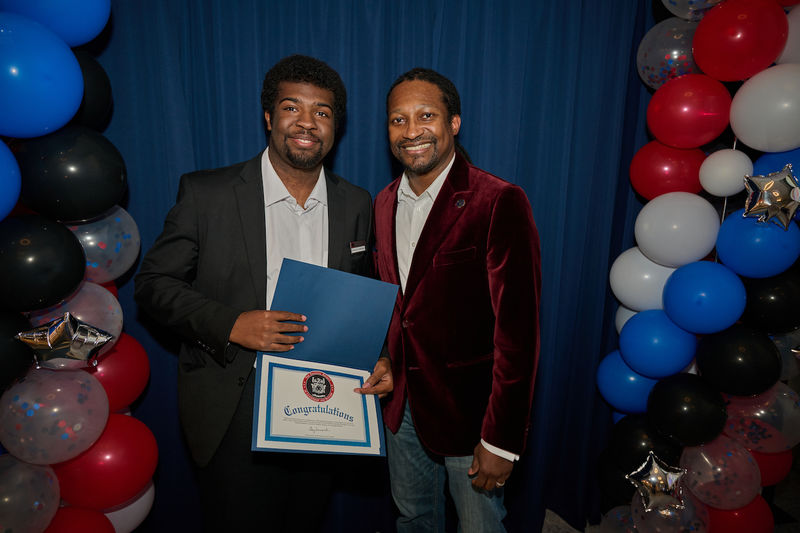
455, 198, 465, 208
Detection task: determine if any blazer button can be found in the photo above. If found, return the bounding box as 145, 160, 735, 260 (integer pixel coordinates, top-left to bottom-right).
402, 319, 410, 328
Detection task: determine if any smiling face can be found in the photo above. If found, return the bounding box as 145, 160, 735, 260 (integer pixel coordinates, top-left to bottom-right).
387, 80, 461, 188
265, 81, 335, 173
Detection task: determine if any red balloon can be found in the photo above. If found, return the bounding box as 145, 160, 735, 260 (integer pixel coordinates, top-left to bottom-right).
86, 333, 150, 411
693, 0, 788, 81
629, 140, 706, 200
53, 414, 158, 511
646, 74, 731, 148
749, 448, 793, 486
706, 495, 774, 533
44, 507, 114, 533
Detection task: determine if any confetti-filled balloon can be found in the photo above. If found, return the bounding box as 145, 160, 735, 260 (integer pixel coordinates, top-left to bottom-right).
724, 382, 800, 451
660, 0, 722, 20
636, 17, 700, 90
680, 434, 761, 509
0, 368, 109, 464
0, 454, 59, 532
630, 489, 708, 533
69, 205, 141, 283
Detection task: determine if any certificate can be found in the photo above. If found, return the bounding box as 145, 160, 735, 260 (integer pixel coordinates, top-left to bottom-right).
251, 259, 398, 455
252, 354, 384, 455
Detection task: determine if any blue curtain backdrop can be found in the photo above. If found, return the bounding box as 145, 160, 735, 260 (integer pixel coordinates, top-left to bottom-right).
92, 1, 650, 530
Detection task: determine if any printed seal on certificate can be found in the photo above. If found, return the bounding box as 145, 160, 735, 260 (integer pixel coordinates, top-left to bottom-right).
303, 371, 334, 402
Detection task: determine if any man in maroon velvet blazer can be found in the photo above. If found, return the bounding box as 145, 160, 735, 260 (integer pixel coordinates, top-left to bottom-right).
372, 68, 541, 531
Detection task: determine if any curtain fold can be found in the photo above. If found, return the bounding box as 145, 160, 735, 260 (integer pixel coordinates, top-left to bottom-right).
96, 1, 648, 529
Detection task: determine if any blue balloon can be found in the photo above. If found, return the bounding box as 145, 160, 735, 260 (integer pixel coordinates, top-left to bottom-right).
753, 147, 800, 177
0, 142, 21, 221
716, 209, 800, 278
596, 350, 658, 413
619, 309, 697, 378
662, 261, 747, 334
0, 0, 111, 47
0, 13, 84, 138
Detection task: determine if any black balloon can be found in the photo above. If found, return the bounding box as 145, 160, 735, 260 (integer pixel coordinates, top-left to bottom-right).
740, 259, 800, 334
0, 215, 85, 311
647, 373, 727, 447
14, 125, 127, 222
607, 414, 683, 474
0, 310, 34, 392
597, 448, 637, 513
696, 324, 781, 396
71, 50, 113, 131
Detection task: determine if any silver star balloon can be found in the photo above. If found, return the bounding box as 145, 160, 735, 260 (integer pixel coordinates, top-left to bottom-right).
626, 451, 686, 513
743, 164, 800, 230
14, 312, 113, 370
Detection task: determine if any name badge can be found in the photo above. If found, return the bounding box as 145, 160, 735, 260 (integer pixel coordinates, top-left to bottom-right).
350, 240, 366, 254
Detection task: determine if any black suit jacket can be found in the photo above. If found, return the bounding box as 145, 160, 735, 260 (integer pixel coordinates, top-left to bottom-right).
134, 153, 373, 466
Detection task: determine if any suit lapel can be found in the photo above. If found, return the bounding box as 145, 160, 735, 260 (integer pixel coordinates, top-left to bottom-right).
234, 154, 267, 310
326, 172, 347, 271
403, 155, 472, 301
376, 179, 401, 286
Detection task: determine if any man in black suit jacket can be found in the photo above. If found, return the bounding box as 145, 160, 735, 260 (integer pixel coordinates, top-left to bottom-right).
135, 55, 389, 531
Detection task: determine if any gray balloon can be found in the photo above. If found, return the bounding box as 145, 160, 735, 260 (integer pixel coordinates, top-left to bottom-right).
636, 17, 700, 90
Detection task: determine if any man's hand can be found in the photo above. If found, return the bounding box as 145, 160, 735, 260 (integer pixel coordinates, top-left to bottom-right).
354, 357, 393, 398
468, 442, 513, 491
228, 310, 307, 352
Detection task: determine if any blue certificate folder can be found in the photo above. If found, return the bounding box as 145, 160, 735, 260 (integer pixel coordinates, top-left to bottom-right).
267, 258, 398, 370
252, 259, 398, 456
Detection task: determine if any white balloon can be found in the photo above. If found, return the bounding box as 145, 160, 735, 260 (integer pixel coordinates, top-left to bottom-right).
104, 480, 155, 533
615, 304, 637, 334
730, 63, 800, 152
609, 247, 676, 311
634, 192, 720, 267
776, 6, 800, 65
699, 149, 752, 197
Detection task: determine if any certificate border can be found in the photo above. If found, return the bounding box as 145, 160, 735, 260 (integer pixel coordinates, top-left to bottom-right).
265, 362, 371, 447
251, 353, 385, 456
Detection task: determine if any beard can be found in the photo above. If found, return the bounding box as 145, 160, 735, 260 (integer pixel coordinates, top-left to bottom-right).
285, 140, 325, 169
393, 137, 440, 177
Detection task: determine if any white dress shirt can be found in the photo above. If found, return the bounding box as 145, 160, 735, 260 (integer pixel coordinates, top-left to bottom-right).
261, 148, 328, 310
394, 153, 518, 463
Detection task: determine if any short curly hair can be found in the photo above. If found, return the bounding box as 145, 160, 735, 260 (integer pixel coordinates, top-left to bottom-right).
261, 55, 347, 130
386, 68, 461, 120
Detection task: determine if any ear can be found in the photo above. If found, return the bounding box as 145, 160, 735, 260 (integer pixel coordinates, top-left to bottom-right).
450, 114, 461, 136
264, 111, 272, 131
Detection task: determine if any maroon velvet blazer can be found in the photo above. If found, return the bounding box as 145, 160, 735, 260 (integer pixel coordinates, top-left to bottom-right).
374, 153, 542, 456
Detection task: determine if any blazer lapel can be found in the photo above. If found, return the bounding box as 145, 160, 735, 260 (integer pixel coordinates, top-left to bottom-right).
403, 155, 472, 301
234, 154, 267, 310
376, 179, 401, 286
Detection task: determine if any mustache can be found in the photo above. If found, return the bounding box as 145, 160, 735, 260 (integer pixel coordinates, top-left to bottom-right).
395, 135, 437, 149
290, 129, 321, 143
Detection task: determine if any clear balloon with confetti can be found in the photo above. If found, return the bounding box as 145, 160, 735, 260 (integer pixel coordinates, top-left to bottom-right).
68, 205, 141, 283
0, 367, 109, 464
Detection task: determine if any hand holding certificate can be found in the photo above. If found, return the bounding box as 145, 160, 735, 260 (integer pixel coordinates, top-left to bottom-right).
251, 259, 398, 456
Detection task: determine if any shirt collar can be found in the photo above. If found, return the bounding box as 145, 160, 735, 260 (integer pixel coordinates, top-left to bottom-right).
262, 147, 327, 208
397, 152, 455, 203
